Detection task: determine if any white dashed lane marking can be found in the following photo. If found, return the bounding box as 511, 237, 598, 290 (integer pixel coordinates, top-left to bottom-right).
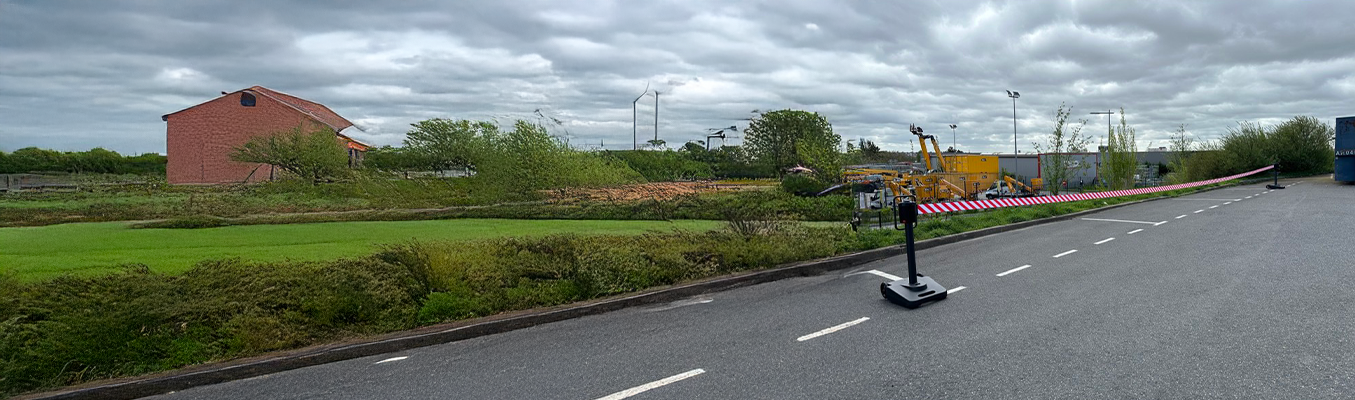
596, 369, 706, 400
797, 318, 870, 342
997, 265, 1033, 277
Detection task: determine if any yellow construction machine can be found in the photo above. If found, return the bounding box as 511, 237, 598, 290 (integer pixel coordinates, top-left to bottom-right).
842, 125, 1002, 203
902, 124, 1000, 202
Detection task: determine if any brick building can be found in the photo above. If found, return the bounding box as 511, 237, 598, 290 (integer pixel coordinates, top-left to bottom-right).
162, 86, 369, 184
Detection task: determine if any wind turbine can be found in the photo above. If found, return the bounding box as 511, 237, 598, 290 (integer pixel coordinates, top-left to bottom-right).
705, 126, 739, 150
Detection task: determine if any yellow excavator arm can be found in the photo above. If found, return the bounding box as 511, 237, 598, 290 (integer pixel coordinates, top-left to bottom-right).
928, 136, 947, 172
1003, 176, 1034, 194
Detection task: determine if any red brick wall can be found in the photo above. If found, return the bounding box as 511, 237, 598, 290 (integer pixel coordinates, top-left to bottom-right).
166, 92, 329, 184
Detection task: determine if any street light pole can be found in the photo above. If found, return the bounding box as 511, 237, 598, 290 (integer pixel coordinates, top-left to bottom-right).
1007, 90, 1020, 182
1090, 110, 1115, 152
949, 124, 957, 152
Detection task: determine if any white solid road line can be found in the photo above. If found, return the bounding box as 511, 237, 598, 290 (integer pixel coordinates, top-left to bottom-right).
849, 270, 903, 281
647, 298, 714, 312
374, 356, 408, 364
1127, 229, 1145, 235
797, 317, 870, 342
1080, 218, 1161, 225
947, 286, 967, 294
997, 265, 1032, 276
1175, 215, 1187, 219
1194, 209, 1204, 213
597, 369, 707, 400
1053, 250, 1078, 258
1169, 198, 1241, 201
1094, 238, 1115, 245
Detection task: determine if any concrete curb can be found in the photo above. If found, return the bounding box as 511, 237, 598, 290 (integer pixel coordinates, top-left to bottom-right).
21, 181, 1246, 400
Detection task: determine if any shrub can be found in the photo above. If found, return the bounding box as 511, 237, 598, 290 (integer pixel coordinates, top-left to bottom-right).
0, 258, 426, 396
133, 215, 233, 229
779, 174, 831, 196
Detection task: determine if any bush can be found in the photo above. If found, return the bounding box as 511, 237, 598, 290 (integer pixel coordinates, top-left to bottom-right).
779, 174, 831, 196
1180, 116, 1335, 181
604, 150, 713, 181
133, 215, 233, 229
0, 258, 426, 396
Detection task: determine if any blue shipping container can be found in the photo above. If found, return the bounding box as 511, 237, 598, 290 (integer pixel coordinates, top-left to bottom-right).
1338, 116, 1355, 182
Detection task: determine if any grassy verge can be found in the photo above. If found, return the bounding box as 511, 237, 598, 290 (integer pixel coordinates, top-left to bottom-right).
2, 179, 850, 228
0, 180, 1236, 397
0, 219, 723, 281
0, 177, 530, 227
125, 190, 854, 229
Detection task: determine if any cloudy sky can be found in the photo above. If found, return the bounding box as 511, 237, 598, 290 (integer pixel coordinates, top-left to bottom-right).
2, 0, 1353, 155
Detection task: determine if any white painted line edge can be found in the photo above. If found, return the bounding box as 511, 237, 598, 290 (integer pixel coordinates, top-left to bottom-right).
1053, 249, 1078, 258
1127, 229, 1145, 235
997, 264, 1032, 277
1080, 218, 1161, 225
375, 356, 408, 364
597, 369, 707, 400
946, 286, 966, 294
797, 317, 870, 342
1094, 237, 1115, 245
848, 270, 903, 281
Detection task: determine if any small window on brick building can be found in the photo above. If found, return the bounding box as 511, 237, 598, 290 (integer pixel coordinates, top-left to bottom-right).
240, 92, 256, 107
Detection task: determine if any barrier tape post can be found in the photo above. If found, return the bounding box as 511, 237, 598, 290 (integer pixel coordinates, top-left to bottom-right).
881, 196, 947, 309
1266, 163, 1285, 190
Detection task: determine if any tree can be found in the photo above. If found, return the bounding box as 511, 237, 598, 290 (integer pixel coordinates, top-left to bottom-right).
1032, 103, 1091, 194
69, 147, 122, 174
403, 118, 498, 172
1165, 124, 1195, 184
230, 125, 349, 183
859, 139, 882, 162
743, 109, 841, 180
1268, 116, 1334, 174
6, 147, 66, 173
1101, 108, 1138, 189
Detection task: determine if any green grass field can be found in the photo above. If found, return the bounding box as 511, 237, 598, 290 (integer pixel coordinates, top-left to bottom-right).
0, 219, 723, 281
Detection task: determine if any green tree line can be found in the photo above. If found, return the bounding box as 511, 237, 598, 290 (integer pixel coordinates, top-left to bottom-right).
1170, 116, 1335, 183
0, 147, 166, 175
360, 109, 841, 184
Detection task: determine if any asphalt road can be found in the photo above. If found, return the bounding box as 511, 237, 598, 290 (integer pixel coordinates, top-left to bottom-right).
149, 176, 1354, 400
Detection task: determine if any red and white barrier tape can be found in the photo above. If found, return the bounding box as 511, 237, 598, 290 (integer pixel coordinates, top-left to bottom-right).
916, 165, 1275, 215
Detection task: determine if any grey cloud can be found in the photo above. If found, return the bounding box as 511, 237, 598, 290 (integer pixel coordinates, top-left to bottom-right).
2, 0, 1353, 156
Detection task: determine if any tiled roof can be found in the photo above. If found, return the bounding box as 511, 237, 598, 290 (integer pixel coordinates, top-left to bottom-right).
245, 86, 355, 133
162, 86, 368, 149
